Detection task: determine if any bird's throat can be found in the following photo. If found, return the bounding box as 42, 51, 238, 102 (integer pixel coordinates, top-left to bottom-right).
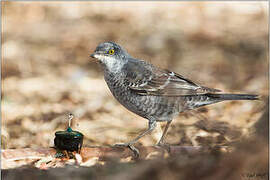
97, 55, 125, 73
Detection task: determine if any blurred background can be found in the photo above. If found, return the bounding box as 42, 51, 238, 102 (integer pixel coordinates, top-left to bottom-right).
2, 2, 268, 150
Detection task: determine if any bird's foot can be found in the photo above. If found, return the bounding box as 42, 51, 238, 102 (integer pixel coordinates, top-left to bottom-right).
156, 140, 165, 147
156, 142, 171, 152
113, 142, 139, 159
113, 142, 132, 147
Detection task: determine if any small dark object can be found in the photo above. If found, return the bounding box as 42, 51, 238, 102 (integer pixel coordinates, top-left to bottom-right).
54, 127, 84, 152
54, 113, 84, 153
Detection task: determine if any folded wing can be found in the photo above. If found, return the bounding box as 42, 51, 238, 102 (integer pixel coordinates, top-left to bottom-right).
123, 59, 221, 96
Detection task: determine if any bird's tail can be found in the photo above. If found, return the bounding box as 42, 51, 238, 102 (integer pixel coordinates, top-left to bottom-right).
182, 93, 259, 111
206, 93, 259, 101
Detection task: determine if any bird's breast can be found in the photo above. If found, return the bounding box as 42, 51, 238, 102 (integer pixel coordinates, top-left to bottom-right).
104, 71, 149, 117
103, 71, 180, 120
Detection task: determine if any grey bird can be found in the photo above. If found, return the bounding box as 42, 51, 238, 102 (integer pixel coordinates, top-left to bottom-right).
90, 41, 258, 146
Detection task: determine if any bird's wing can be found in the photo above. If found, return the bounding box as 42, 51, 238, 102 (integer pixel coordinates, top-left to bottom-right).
123, 59, 221, 96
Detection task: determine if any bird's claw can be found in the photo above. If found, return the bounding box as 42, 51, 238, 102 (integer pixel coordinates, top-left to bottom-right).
156, 140, 166, 147
113, 143, 140, 159
156, 142, 171, 152
113, 143, 132, 147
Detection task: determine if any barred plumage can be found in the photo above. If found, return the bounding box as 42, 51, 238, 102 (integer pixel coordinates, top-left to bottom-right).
90, 41, 258, 146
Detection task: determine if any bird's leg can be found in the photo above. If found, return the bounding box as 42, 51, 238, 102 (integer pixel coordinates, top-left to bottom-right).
114, 120, 157, 147
157, 120, 172, 146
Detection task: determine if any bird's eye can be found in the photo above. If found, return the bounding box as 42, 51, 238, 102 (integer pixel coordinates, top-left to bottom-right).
108, 49, 115, 55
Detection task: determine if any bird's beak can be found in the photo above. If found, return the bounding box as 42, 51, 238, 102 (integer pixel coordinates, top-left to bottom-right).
90, 53, 96, 58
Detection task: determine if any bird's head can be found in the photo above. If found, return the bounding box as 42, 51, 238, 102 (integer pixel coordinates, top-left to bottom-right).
90, 42, 130, 65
